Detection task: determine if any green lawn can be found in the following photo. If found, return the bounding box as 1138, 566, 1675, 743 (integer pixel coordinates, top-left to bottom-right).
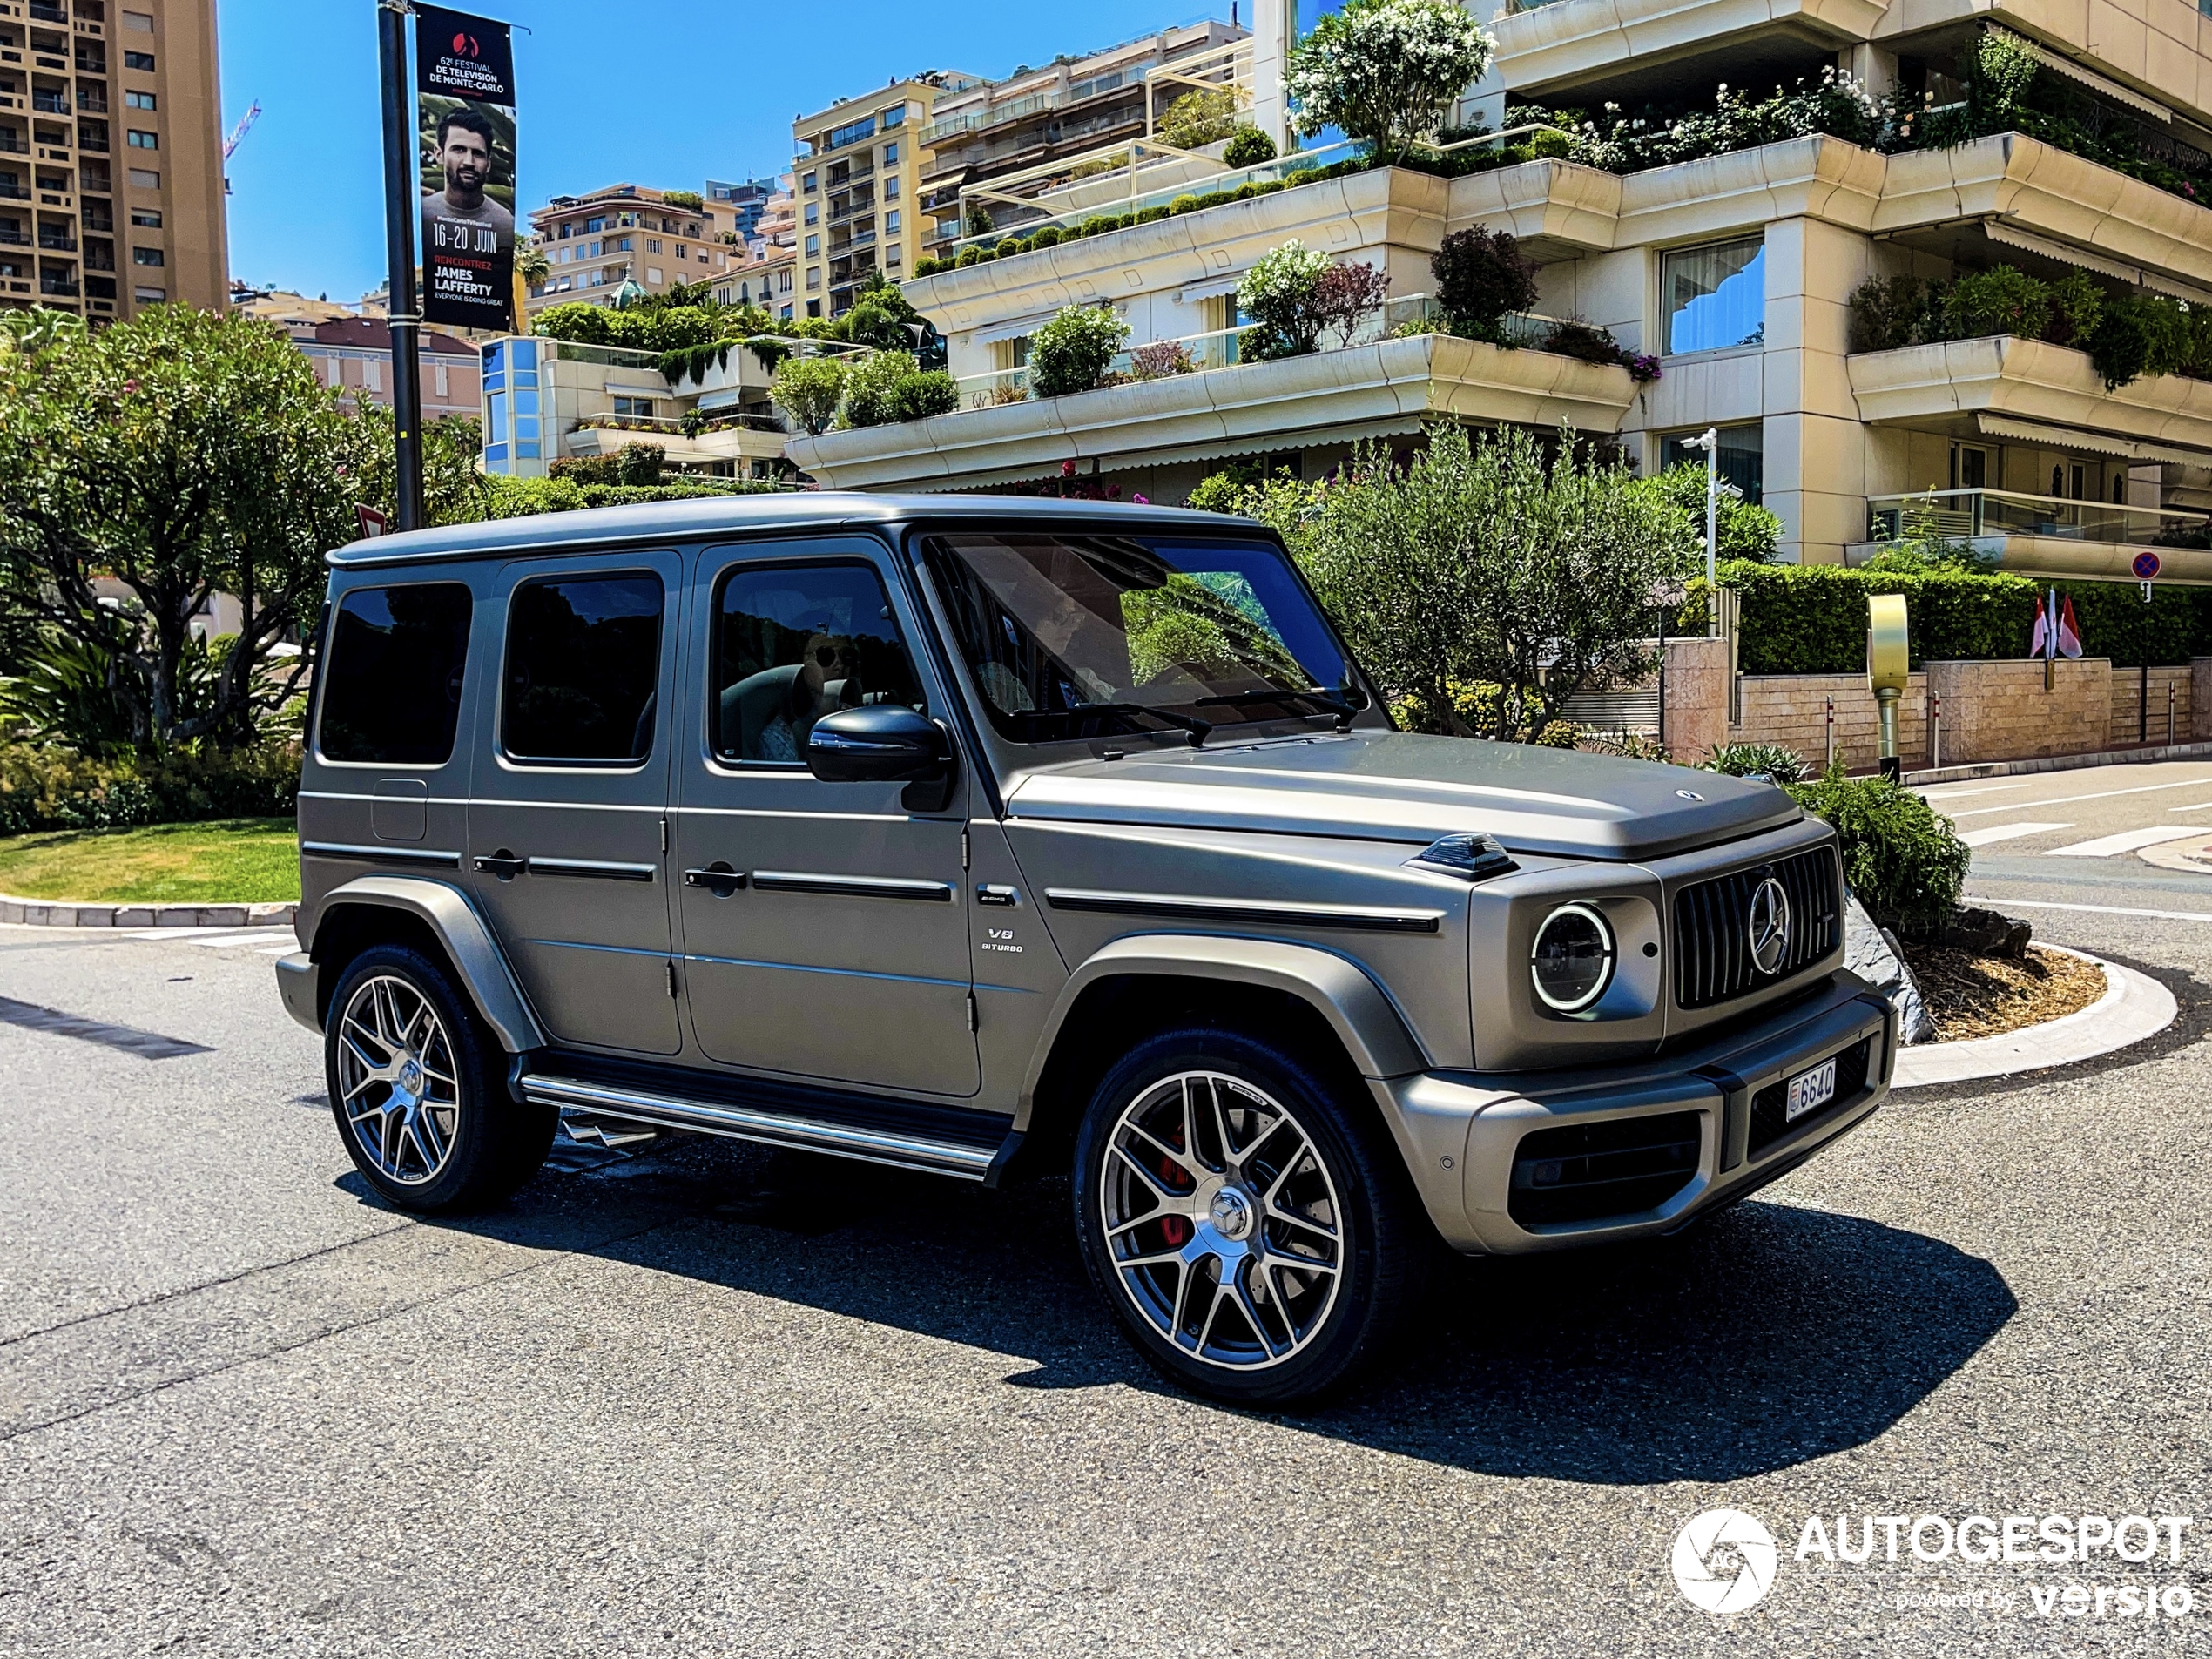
0, 818, 300, 903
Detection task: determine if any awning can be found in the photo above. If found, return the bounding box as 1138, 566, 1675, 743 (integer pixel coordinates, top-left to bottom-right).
2012, 32, 2170, 122
1977, 413, 2212, 467
1983, 219, 2212, 306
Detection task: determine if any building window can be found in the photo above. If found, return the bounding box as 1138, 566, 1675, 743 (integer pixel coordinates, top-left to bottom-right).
674, 243, 685, 260
434, 361, 449, 399
132, 284, 164, 301
130, 207, 160, 227
132, 245, 161, 265
128, 167, 159, 188
801, 171, 817, 192
646, 266, 663, 284
124, 50, 154, 71
880, 103, 907, 128
123, 10, 152, 30
805, 233, 819, 256
885, 209, 901, 233
614, 236, 632, 252
126, 129, 157, 150
804, 202, 819, 226
1662, 237, 1764, 354
1660, 424, 1764, 503
806, 266, 820, 289
363, 358, 381, 393
646, 237, 662, 253
125, 90, 154, 109
883, 176, 900, 201
613, 395, 655, 418
1951, 444, 1989, 490
882, 140, 899, 165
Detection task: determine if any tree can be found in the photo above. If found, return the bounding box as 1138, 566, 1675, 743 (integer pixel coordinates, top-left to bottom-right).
1251, 423, 1699, 741
1432, 226, 1540, 341
0, 306, 362, 749
1028, 305, 1130, 396
515, 236, 551, 288
1642, 460, 1781, 564
1285, 0, 1494, 158
1236, 240, 1332, 358
771, 353, 852, 435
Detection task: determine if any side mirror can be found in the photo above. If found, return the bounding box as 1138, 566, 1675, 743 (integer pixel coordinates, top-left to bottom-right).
806, 704, 956, 809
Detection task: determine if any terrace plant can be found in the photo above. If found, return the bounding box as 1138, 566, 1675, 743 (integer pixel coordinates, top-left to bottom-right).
770, 353, 851, 435
1236, 240, 1332, 359
1158, 85, 1250, 152
1286, 0, 1494, 158
1431, 226, 1539, 341
1027, 305, 1130, 397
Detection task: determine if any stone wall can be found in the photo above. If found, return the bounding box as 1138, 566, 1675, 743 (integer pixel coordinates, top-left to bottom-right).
1919, 658, 2112, 765
2106, 664, 2193, 746
1660, 637, 1729, 764
1737, 672, 1929, 772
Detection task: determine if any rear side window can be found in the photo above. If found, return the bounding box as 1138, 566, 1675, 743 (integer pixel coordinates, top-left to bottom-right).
317, 583, 473, 765
502, 572, 664, 764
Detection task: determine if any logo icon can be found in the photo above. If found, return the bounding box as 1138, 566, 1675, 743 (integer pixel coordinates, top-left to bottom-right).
452, 31, 479, 57
1676, 788, 1703, 800
1746, 876, 1791, 975
1672, 1508, 1777, 1613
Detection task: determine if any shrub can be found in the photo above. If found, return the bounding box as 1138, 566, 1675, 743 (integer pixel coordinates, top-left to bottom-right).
954, 246, 986, 268
0, 740, 303, 833
2046, 269, 2104, 347
769, 353, 852, 435
1223, 127, 1278, 169
1237, 239, 1333, 358
1642, 462, 1782, 563
1135, 205, 1170, 224
1940, 264, 2051, 340
1432, 226, 1540, 340
913, 257, 948, 277
661, 189, 705, 212
1168, 194, 1204, 216
1705, 741, 1807, 784
885, 368, 959, 422
837, 350, 920, 428
1029, 225, 1063, 248
1027, 305, 1130, 397
1130, 340, 1197, 380
1311, 260, 1390, 347
550, 442, 665, 486
1786, 769, 1970, 934
1159, 84, 1249, 152
1847, 274, 1931, 354
1286, 0, 1494, 155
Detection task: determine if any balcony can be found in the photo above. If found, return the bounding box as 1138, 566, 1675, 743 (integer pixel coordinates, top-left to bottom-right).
1853, 489, 2212, 582
37, 276, 76, 297
828, 190, 875, 226
1488, 0, 1888, 98
786, 330, 1639, 491
35, 229, 72, 250
1848, 335, 2212, 457
28, 3, 68, 21
30, 91, 66, 115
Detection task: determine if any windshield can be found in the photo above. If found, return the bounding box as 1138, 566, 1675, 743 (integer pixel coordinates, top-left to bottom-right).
921, 532, 1354, 744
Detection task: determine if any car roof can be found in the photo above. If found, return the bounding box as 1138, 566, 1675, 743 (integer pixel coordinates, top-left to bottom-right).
327, 491, 1244, 570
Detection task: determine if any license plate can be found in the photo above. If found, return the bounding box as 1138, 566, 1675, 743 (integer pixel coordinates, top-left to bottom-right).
1785, 1057, 1838, 1122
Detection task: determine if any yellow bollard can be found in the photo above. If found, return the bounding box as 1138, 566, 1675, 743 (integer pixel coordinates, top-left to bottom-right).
1867, 592, 1909, 783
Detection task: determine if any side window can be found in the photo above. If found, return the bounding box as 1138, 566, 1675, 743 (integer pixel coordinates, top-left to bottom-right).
317, 583, 472, 765
501, 572, 664, 765
711, 563, 925, 766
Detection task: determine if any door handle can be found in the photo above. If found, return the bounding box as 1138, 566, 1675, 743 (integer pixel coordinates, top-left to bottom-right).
473, 851, 526, 880
683, 863, 746, 896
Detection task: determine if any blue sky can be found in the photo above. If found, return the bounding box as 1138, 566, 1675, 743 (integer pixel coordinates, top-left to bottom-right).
219, 0, 1238, 301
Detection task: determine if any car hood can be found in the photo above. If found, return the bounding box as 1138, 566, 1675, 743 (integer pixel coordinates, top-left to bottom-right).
1001, 730, 1801, 861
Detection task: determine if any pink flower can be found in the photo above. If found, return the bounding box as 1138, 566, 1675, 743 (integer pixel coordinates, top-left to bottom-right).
1061, 459, 1077, 476
1132, 492, 1150, 504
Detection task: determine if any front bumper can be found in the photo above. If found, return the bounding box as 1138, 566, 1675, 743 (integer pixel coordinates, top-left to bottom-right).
1377, 971, 1895, 1254
274, 952, 321, 1035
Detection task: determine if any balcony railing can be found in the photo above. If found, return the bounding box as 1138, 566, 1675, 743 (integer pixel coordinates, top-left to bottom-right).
31, 93, 68, 115
1869, 489, 2212, 550
38, 277, 77, 296
36, 232, 72, 250
29, 2, 67, 20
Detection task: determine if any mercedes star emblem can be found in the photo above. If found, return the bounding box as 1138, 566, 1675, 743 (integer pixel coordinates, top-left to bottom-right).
1746, 876, 1792, 975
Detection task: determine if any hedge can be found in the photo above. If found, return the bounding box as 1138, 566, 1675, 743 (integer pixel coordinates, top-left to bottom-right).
1721, 562, 2212, 672
0, 743, 301, 835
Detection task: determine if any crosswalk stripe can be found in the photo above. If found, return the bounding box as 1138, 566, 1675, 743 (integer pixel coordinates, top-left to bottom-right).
1959, 821, 2071, 849
2043, 826, 2203, 858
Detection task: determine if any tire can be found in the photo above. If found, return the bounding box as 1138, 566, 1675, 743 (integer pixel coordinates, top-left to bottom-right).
324, 944, 554, 1214
1072, 1026, 1424, 1406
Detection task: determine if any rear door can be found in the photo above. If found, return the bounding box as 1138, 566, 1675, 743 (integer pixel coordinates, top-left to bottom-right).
671, 536, 979, 1096
467, 550, 682, 1055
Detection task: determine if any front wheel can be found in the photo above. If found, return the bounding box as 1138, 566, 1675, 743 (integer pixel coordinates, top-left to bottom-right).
1072, 1028, 1423, 1406
324, 944, 554, 1213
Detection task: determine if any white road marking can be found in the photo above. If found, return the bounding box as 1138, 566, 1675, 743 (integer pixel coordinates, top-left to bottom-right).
1970, 896, 2212, 924
1922, 784, 2031, 800
2043, 826, 2205, 858
1947, 776, 2212, 819
1958, 821, 2072, 848
125, 927, 298, 950
2166, 802, 2212, 813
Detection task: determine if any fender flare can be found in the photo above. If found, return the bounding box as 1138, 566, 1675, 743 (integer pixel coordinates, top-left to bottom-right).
307, 875, 547, 1054
1015, 933, 1429, 1129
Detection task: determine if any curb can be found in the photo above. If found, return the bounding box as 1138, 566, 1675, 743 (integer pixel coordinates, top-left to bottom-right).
1905, 740, 2212, 788
0, 893, 297, 930
1892, 946, 2175, 1089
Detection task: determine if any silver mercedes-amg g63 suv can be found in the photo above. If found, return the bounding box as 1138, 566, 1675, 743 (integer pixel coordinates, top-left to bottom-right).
279, 494, 1893, 1403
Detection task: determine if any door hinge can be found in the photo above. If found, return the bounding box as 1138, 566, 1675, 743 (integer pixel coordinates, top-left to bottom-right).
666, 959, 678, 999
961, 828, 970, 870
966, 990, 978, 1034
660, 817, 670, 853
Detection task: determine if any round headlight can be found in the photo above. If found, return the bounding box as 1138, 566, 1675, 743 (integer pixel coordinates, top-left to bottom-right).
1530, 902, 1615, 1014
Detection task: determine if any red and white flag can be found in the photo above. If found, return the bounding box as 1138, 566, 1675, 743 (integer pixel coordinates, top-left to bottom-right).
2057, 594, 2083, 658
2031, 597, 2050, 658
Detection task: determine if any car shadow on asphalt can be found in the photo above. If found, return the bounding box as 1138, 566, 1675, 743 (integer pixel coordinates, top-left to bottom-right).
349, 1131, 2016, 1487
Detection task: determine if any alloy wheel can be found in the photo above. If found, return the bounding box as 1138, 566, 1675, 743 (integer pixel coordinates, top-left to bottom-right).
335, 974, 462, 1187
1097, 1069, 1344, 1371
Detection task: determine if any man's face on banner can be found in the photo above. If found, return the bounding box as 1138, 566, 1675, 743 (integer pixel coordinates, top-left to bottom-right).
440, 125, 491, 196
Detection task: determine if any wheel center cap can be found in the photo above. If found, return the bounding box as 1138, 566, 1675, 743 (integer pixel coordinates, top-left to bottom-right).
1208, 1186, 1255, 1242
398, 1059, 422, 1092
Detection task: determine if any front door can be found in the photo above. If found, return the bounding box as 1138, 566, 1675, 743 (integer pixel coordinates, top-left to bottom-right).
468, 551, 681, 1055
672, 540, 978, 1097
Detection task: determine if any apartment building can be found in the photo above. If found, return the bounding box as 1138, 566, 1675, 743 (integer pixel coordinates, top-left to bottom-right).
285, 316, 480, 421
525, 183, 740, 319
706, 175, 777, 243
0, 0, 225, 323
785, 0, 2212, 585
916, 19, 1248, 262
792, 71, 981, 319
714, 174, 796, 315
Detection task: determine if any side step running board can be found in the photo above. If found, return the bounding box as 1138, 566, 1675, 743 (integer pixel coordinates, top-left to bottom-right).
519, 1071, 1008, 1182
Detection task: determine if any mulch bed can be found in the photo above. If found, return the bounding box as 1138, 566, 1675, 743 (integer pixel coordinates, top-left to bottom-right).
1898, 941, 2107, 1042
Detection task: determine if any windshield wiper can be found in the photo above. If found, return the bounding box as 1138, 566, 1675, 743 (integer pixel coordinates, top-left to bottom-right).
1194, 688, 1357, 730
1064, 701, 1213, 747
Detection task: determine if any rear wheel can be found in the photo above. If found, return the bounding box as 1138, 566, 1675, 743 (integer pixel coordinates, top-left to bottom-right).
1073, 1027, 1422, 1406
324, 944, 553, 1213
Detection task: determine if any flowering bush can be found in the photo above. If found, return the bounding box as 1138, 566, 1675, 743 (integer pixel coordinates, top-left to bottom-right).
1286, 0, 1494, 157
1237, 240, 1334, 359
1130, 341, 1197, 381
1028, 305, 1130, 397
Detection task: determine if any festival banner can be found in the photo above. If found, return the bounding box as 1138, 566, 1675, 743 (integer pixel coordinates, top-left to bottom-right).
415, 5, 517, 331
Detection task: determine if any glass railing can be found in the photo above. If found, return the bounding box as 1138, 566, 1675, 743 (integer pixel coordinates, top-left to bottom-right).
1868, 489, 2212, 549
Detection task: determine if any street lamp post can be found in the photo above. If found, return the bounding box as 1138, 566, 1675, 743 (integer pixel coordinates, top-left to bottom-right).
1683, 427, 1719, 634
376, 0, 426, 532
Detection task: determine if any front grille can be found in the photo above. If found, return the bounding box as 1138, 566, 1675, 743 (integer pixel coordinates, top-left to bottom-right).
1508, 1110, 1702, 1225
1674, 846, 1839, 1010
1747, 1037, 1872, 1157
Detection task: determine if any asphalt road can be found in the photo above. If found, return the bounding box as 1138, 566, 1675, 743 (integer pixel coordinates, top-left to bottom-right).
5, 772, 2212, 1656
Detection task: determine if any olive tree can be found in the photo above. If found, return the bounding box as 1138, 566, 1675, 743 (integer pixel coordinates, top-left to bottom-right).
1285, 0, 1494, 158
1252, 422, 1699, 741
0, 305, 368, 749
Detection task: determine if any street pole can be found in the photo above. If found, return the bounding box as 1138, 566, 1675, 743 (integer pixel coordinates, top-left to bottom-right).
1703, 426, 1718, 626
377, 0, 425, 532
